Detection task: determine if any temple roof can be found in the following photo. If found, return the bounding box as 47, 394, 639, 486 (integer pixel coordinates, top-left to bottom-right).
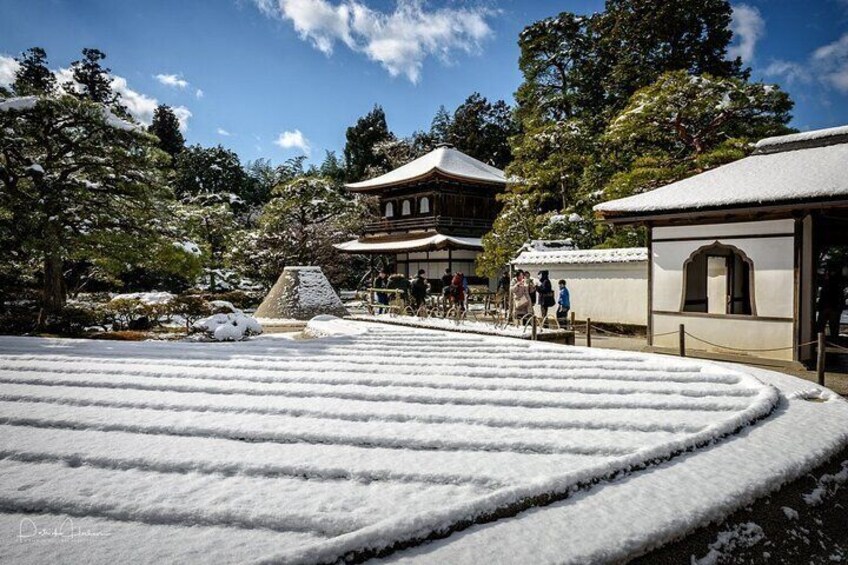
346, 145, 506, 191
595, 124, 848, 222
334, 232, 483, 253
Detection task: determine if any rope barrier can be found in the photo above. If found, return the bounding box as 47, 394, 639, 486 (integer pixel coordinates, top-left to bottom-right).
682, 331, 819, 353
651, 331, 680, 338
825, 341, 848, 353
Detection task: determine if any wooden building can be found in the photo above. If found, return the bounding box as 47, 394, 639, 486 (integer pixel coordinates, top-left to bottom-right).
595, 125, 848, 364
336, 144, 505, 284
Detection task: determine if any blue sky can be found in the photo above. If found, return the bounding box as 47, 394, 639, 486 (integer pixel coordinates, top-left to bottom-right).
1, 0, 847, 165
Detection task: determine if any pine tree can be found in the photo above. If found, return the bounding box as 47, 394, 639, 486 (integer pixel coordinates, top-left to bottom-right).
343, 105, 393, 182
68, 48, 116, 105
448, 93, 517, 169
0, 93, 175, 320
483, 0, 793, 273
430, 105, 452, 143
148, 104, 185, 158
12, 47, 56, 95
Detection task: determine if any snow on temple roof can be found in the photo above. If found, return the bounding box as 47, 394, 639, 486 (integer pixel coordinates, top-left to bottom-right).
595, 124, 848, 218
346, 145, 506, 191
335, 233, 483, 253
513, 243, 648, 266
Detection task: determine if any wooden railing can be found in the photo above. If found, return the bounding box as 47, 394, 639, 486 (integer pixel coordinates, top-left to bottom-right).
364, 215, 494, 234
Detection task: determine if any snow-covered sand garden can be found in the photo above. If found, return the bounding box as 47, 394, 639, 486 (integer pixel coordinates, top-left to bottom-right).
0, 318, 846, 564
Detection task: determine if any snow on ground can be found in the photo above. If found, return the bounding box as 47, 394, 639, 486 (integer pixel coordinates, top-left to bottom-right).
0, 321, 844, 564
349, 313, 568, 338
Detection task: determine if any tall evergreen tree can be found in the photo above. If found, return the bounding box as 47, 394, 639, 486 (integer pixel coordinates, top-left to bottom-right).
69, 48, 115, 105
0, 92, 174, 319
148, 104, 185, 158
12, 47, 56, 96
429, 105, 452, 143
448, 93, 517, 169
343, 105, 393, 182
481, 0, 792, 275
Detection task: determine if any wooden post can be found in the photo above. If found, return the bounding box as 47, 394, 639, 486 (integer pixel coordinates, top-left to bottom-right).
586, 318, 592, 348
679, 324, 686, 357
570, 311, 575, 330
531, 314, 538, 341
817, 331, 826, 386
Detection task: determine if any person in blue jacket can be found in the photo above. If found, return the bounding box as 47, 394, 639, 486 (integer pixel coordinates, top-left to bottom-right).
557, 279, 571, 327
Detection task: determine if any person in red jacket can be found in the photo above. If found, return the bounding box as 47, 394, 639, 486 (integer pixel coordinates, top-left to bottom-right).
450, 272, 465, 310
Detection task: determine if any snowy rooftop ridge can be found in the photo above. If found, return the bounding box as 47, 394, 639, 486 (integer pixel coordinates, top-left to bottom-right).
754, 124, 848, 153
513, 244, 649, 265
596, 123, 848, 218
346, 145, 506, 191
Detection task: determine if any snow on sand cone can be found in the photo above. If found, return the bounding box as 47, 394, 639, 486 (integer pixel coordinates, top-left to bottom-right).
254, 266, 348, 320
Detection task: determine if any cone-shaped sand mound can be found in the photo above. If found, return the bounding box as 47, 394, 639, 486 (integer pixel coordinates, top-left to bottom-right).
254, 266, 348, 320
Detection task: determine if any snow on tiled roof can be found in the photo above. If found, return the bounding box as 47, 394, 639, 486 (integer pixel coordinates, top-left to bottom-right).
346, 145, 506, 190
513, 243, 648, 265
335, 233, 483, 252
595, 124, 848, 217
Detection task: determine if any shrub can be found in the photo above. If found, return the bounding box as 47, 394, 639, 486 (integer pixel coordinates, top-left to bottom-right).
170, 295, 212, 333
107, 298, 145, 330
43, 305, 107, 336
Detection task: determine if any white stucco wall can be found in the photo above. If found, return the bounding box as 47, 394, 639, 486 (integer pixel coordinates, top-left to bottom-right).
513, 262, 648, 326
652, 219, 796, 361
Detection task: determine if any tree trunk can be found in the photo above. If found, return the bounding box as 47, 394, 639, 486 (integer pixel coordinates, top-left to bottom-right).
39, 253, 66, 327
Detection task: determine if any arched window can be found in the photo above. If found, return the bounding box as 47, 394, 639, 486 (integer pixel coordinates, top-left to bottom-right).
419, 196, 430, 214
384, 202, 394, 218
401, 199, 412, 216
681, 242, 755, 315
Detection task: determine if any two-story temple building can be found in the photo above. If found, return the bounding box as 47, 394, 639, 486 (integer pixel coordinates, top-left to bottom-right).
335, 144, 506, 285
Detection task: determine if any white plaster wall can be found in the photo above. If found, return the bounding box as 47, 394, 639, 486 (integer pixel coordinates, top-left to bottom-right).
652, 237, 794, 318
653, 314, 794, 361
653, 219, 795, 240
513, 262, 648, 325
651, 220, 796, 360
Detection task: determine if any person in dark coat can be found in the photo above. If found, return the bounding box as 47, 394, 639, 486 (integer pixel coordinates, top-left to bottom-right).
441, 268, 453, 296
525, 271, 537, 308
411, 269, 430, 310
537, 270, 555, 319
496, 272, 510, 310
373, 270, 389, 314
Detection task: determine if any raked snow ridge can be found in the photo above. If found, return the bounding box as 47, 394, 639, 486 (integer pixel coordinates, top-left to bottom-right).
0, 322, 788, 563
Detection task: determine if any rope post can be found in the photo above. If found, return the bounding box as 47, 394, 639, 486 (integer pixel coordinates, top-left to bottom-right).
679, 324, 686, 357
570, 311, 575, 330
817, 331, 826, 386
532, 314, 538, 341
586, 318, 592, 348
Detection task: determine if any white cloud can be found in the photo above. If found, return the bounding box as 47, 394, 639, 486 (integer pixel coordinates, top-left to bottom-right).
813, 33, 848, 93
155, 73, 189, 89
273, 129, 311, 155
0, 55, 20, 87
111, 75, 192, 132
217, 128, 231, 136
763, 59, 811, 85
255, 0, 494, 83
195, 88, 204, 99
728, 4, 765, 62
764, 33, 848, 95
